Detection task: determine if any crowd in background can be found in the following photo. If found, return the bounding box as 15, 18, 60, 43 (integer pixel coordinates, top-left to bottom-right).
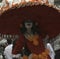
0, 33, 60, 59
0, 33, 19, 59
0, 0, 55, 15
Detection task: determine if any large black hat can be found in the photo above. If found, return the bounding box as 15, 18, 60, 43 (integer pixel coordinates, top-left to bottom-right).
0, 3, 60, 38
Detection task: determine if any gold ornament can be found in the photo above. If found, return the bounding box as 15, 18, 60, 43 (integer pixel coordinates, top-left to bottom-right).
23, 55, 28, 59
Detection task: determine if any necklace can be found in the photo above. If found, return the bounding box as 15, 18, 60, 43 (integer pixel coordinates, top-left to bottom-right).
24, 33, 39, 46
24, 33, 34, 41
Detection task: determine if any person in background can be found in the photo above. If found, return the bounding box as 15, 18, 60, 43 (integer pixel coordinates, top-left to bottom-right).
0, 0, 7, 9
4, 38, 13, 59
4, 34, 22, 59
0, 34, 8, 59
6, 35, 12, 44
6, 0, 14, 8
53, 34, 60, 59
46, 40, 55, 59
0, 0, 10, 13
48, 0, 54, 5
0, 34, 7, 47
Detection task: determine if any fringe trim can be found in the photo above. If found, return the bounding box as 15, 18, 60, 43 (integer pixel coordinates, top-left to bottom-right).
0, 1, 60, 15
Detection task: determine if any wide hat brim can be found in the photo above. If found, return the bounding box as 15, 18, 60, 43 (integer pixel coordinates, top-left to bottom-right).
0, 4, 60, 38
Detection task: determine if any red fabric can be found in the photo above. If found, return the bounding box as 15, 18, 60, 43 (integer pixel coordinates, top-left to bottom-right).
12, 33, 45, 55
48, 55, 51, 59
12, 34, 24, 54
0, 5, 60, 38
26, 36, 45, 54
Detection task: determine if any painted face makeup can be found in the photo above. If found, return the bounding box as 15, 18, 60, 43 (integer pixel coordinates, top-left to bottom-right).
25, 22, 32, 29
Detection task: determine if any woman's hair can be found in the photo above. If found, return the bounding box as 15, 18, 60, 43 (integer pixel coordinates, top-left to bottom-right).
20, 19, 41, 34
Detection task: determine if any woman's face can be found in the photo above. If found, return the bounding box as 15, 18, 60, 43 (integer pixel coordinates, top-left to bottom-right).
25, 22, 33, 29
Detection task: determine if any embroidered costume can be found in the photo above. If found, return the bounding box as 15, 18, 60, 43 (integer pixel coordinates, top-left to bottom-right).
12, 20, 51, 59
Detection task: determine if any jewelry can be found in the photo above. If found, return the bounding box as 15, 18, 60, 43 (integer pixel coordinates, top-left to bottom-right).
24, 33, 39, 46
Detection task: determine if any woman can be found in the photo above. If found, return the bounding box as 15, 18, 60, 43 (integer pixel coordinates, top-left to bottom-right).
12, 19, 51, 59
